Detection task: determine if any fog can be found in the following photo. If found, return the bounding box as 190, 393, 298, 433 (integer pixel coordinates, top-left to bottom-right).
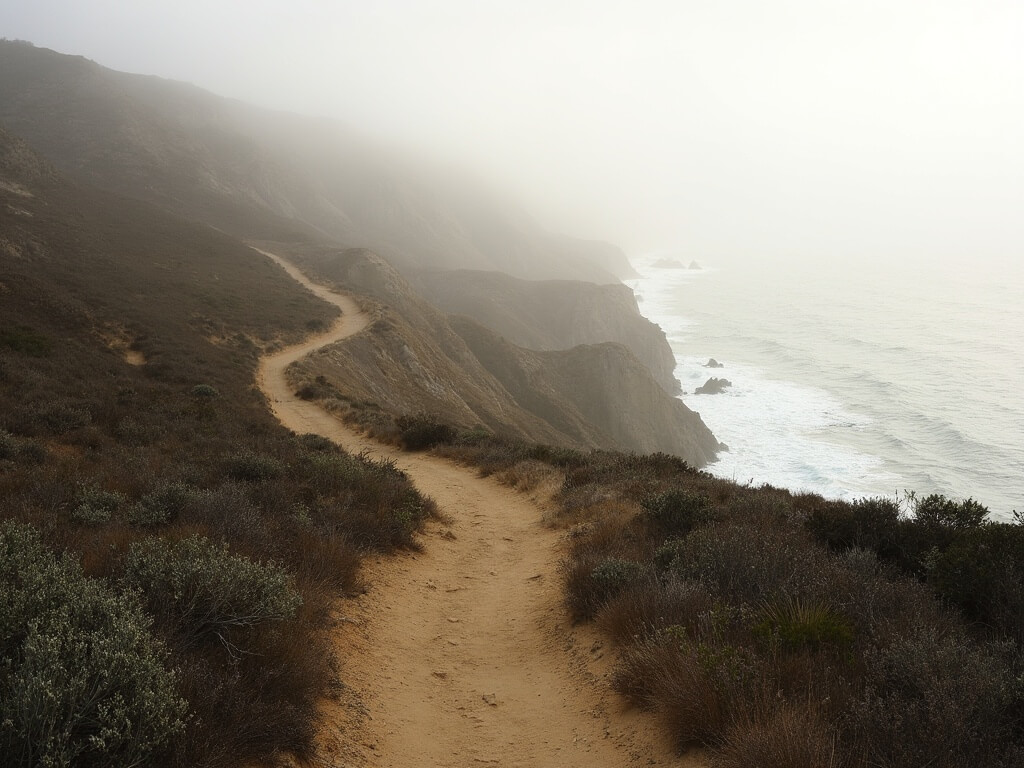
4, 1, 1022, 271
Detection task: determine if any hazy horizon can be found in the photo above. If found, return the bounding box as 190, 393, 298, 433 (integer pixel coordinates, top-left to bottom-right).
3, 1, 1022, 274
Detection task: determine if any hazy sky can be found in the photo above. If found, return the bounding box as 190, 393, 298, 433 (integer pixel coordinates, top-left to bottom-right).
3, 1, 1023, 269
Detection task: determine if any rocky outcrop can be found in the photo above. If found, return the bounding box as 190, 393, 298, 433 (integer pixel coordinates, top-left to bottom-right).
704, 358, 724, 368
413, 269, 680, 394
695, 377, 731, 395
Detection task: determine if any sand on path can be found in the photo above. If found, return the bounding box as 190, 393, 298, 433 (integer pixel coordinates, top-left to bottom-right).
255, 247, 701, 767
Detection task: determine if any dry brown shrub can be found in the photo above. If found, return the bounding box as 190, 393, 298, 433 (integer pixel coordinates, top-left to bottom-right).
613, 636, 728, 748
596, 577, 713, 644
495, 459, 557, 493
713, 700, 843, 768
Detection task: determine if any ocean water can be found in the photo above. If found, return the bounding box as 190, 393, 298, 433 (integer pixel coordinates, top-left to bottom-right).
627, 254, 1024, 520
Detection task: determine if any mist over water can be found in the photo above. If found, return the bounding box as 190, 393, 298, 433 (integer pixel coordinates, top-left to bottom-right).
629, 254, 1024, 520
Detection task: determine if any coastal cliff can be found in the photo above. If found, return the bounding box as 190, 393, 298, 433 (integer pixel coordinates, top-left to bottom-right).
413, 269, 680, 394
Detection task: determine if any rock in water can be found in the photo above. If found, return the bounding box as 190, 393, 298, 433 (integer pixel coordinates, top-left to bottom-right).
695, 377, 732, 395
704, 358, 724, 368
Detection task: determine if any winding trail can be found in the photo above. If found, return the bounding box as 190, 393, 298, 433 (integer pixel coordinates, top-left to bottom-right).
255, 248, 700, 767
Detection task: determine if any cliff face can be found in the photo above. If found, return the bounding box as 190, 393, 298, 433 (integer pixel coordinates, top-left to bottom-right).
448, 317, 720, 465
414, 269, 680, 394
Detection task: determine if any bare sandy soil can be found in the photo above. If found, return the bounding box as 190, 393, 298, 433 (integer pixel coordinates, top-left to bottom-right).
255, 247, 703, 767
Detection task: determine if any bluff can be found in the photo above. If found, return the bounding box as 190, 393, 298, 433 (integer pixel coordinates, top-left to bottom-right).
413, 269, 680, 394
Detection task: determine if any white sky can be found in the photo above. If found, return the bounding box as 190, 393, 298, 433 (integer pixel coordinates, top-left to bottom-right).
3, 1, 1023, 269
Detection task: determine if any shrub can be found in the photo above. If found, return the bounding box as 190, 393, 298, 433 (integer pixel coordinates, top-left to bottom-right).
0, 325, 53, 356
925, 523, 1024, 634
301, 451, 364, 495
597, 577, 713, 644
753, 596, 854, 655
127, 481, 196, 527
189, 383, 220, 399
296, 432, 336, 452
846, 626, 1015, 768
590, 558, 648, 603
613, 632, 741, 748
30, 401, 92, 435
642, 488, 713, 536
806, 496, 901, 558
662, 521, 830, 605
114, 416, 162, 446
395, 413, 456, 451
72, 484, 126, 525
914, 493, 989, 531
0, 521, 186, 767
224, 450, 284, 482
0, 428, 18, 460
120, 535, 301, 653
713, 701, 841, 768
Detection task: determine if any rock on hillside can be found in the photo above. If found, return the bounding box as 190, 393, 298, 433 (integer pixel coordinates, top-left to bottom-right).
413, 269, 680, 394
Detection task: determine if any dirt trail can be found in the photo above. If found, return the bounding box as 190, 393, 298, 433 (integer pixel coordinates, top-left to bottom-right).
256, 248, 700, 767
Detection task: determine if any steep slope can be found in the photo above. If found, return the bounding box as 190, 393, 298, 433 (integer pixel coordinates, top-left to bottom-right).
449, 316, 720, 464
415, 268, 681, 394
0, 40, 632, 283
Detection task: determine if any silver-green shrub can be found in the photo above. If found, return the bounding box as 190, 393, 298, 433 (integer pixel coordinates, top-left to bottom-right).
120, 535, 301, 651
0, 521, 186, 768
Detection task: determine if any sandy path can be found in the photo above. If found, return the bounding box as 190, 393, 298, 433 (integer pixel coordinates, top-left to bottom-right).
255, 248, 701, 768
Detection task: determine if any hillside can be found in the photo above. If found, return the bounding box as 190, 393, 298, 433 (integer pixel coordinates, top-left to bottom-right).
0, 40, 632, 284
0, 125, 437, 767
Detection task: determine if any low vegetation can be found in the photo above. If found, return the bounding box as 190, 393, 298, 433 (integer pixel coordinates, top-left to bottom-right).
0, 171, 435, 767
395, 427, 1024, 768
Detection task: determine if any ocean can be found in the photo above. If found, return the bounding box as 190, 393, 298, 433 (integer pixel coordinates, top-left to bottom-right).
627, 254, 1024, 520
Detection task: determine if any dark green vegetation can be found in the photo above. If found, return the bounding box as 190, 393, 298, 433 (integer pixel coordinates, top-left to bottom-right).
424, 430, 1024, 768
0, 129, 434, 767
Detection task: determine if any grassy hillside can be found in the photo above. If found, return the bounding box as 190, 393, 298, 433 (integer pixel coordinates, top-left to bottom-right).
0, 127, 436, 767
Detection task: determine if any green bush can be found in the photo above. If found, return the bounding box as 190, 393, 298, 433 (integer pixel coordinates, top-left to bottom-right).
224, 450, 284, 482
127, 481, 196, 527
805, 496, 902, 559
120, 535, 301, 651
642, 488, 713, 536
591, 558, 648, 602
0, 521, 185, 767
753, 596, 853, 654
395, 413, 456, 451
914, 493, 989, 531
72, 484, 126, 525
189, 383, 219, 399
